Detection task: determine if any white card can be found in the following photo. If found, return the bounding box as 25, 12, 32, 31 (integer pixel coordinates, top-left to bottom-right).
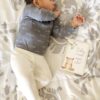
61, 40, 89, 75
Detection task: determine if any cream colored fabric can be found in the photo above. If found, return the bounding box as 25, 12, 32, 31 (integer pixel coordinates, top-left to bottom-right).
11, 47, 52, 100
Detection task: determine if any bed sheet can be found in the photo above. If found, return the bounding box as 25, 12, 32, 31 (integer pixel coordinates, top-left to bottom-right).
0, 0, 100, 100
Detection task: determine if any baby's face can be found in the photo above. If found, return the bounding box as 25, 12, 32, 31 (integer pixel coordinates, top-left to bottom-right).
36, 0, 57, 11
71, 14, 85, 28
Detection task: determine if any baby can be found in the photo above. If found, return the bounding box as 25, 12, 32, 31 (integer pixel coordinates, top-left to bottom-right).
11, 0, 60, 100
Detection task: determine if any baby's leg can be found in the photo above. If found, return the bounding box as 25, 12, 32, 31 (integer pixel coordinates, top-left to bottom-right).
11, 50, 41, 100
34, 54, 52, 89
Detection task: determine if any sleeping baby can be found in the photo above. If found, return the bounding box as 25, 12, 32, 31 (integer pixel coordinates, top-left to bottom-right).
11, 0, 60, 100
10, 0, 85, 99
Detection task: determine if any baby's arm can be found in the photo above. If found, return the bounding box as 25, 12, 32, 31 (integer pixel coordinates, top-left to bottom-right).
52, 14, 85, 38
52, 18, 75, 38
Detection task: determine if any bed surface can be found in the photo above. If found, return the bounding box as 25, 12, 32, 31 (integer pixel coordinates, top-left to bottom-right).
0, 0, 100, 100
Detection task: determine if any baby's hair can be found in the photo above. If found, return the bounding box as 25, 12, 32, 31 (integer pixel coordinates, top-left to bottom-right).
25, 0, 33, 4
25, 0, 40, 7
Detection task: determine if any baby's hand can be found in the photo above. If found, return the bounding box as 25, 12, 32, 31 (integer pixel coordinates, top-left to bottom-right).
71, 14, 85, 28
54, 9, 61, 17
